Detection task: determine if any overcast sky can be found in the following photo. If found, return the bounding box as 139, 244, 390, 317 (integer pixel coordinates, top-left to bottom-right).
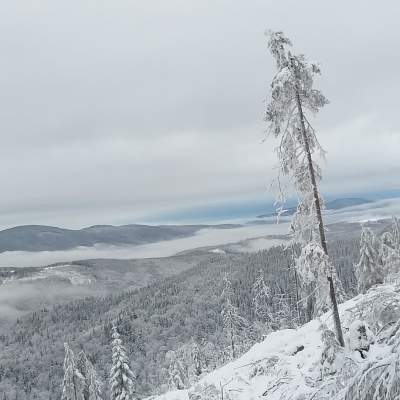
0, 0, 399, 228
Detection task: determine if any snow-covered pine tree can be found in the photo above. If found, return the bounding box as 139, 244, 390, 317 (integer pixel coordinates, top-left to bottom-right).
381, 231, 400, 277
265, 30, 344, 346
76, 350, 103, 400
87, 362, 102, 400
296, 241, 345, 318
221, 274, 248, 359
355, 226, 383, 293
252, 270, 273, 324
61, 343, 85, 400
166, 350, 186, 390
110, 325, 135, 400
320, 328, 344, 376
392, 216, 400, 251
271, 291, 293, 329
190, 340, 203, 378
380, 217, 400, 277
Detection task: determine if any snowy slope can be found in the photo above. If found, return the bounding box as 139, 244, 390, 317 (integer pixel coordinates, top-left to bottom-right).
150, 280, 400, 400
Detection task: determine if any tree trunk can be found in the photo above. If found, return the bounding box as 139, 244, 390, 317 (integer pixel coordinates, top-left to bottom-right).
292, 59, 345, 347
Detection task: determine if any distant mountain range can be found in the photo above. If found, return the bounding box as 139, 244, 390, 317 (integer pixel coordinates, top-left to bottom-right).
0, 223, 238, 253
256, 197, 373, 218
0, 198, 373, 253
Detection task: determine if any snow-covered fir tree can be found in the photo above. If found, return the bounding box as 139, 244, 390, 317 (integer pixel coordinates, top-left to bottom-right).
110, 325, 135, 400
61, 343, 85, 400
265, 30, 345, 346
87, 365, 102, 400
320, 327, 344, 377
167, 350, 186, 390
252, 270, 272, 324
296, 241, 345, 318
190, 340, 203, 378
392, 216, 400, 250
76, 350, 103, 400
221, 274, 248, 359
355, 226, 383, 293
271, 291, 295, 329
379, 217, 400, 277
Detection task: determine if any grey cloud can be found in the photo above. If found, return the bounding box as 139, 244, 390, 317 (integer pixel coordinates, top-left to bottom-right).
0, 0, 399, 227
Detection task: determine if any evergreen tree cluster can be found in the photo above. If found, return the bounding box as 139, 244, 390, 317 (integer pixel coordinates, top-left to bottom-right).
0, 233, 361, 399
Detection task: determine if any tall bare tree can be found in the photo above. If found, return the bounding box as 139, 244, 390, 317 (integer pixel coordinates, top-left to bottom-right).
265, 31, 345, 346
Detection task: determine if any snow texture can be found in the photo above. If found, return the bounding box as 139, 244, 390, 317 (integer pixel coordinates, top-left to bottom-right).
147, 280, 400, 400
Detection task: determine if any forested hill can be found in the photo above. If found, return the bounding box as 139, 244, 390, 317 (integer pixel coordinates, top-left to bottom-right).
0, 235, 360, 399
0, 223, 239, 253
151, 278, 400, 400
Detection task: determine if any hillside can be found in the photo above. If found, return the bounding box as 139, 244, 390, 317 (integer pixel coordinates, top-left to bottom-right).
151, 279, 400, 400
0, 235, 360, 399
0, 252, 215, 321
0, 223, 237, 253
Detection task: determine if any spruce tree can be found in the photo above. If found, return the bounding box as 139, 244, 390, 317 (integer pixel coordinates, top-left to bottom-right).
87, 364, 102, 400
190, 340, 202, 377
252, 270, 272, 323
265, 30, 344, 346
167, 351, 186, 390
61, 343, 85, 400
221, 275, 248, 359
76, 350, 102, 400
110, 325, 135, 400
356, 226, 383, 293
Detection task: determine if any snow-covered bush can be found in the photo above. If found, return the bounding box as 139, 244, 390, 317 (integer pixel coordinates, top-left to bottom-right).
347, 320, 375, 359
248, 356, 279, 378
188, 383, 231, 400
320, 328, 344, 376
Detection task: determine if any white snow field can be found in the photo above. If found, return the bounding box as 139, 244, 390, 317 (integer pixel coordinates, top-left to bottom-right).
150, 280, 400, 400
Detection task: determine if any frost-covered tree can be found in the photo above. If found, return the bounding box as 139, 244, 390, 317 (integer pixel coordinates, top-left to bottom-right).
320, 328, 344, 377
221, 275, 248, 359
356, 226, 383, 293
76, 351, 103, 400
379, 217, 400, 277
167, 350, 186, 390
252, 270, 272, 324
271, 290, 294, 329
110, 325, 135, 400
61, 343, 85, 400
296, 241, 345, 318
265, 30, 344, 346
392, 216, 400, 250
190, 340, 203, 378
87, 365, 102, 400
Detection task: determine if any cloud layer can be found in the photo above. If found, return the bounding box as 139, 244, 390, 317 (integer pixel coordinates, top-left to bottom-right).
0, 1, 399, 227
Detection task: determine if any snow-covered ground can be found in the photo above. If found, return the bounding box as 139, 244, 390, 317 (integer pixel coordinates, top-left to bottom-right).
150, 281, 400, 400
2, 264, 93, 285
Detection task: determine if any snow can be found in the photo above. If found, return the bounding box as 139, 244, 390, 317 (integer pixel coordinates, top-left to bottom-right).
3, 264, 93, 286
210, 248, 226, 255
148, 281, 400, 400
